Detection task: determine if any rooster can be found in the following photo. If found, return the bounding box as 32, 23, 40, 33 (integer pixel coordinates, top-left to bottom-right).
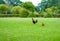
32, 18, 37, 24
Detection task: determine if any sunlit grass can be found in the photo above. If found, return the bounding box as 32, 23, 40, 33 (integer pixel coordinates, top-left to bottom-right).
0, 18, 60, 41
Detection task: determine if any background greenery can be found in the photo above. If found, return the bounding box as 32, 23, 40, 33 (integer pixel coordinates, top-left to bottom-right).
0, 0, 60, 17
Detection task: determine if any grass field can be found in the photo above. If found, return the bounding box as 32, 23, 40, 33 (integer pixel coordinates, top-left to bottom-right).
0, 17, 60, 41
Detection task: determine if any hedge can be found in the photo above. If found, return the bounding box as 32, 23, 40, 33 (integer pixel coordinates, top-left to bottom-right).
0, 14, 19, 17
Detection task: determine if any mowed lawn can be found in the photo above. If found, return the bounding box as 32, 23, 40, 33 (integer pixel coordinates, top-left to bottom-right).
0, 17, 60, 41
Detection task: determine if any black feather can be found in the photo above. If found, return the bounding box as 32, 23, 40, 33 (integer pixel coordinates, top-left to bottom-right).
32, 19, 38, 24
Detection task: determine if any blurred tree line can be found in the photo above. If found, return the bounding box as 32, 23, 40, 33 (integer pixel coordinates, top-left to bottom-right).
36, 0, 60, 17
0, 0, 60, 17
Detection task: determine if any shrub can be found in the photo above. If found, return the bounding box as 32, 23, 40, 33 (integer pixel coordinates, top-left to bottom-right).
0, 14, 19, 17
0, 4, 8, 14
11, 6, 21, 14
28, 13, 36, 17
44, 13, 53, 18
19, 9, 30, 17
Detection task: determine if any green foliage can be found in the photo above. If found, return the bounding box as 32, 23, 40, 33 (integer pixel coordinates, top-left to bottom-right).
33, 11, 39, 17
37, 0, 60, 12
21, 2, 35, 12
0, 0, 5, 4
1, 0, 22, 6
11, 6, 21, 14
44, 7, 55, 17
44, 6, 59, 17
40, 12, 47, 17
28, 13, 36, 17
11, 6, 30, 17
0, 0, 60, 17
0, 4, 8, 14
50, 6, 58, 14
19, 8, 30, 17
44, 13, 53, 18
45, 8, 53, 14
45, 6, 59, 17
28, 12, 39, 17
56, 10, 60, 14
0, 14, 19, 17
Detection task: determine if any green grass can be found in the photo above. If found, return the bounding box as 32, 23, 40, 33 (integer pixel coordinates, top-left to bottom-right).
0, 17, 60, 41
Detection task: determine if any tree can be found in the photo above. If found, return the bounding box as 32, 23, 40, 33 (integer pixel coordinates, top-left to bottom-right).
11, 6, 30, 17
3, 0, 22, 6
11, 6, 21, 14
37, 0, 60, 12
19, 8, 30, 17
21, 2, 35, 12
45, 6, 58, 17
0, 4, 8, 14
0, 0, 5, 4
50, 6, 58, 14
